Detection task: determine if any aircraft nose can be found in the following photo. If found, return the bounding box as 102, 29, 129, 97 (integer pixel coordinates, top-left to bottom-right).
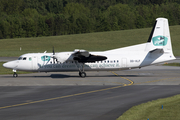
3, 62, 9, 68
3, 61, 17, 69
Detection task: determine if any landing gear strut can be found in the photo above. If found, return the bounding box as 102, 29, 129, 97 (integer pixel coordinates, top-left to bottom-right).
75, 62, 86, 78
13, 69, 18, 77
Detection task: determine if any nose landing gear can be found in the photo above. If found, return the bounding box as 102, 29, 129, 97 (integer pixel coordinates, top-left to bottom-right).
13, 72, 18, 77
13, 69, 18, 77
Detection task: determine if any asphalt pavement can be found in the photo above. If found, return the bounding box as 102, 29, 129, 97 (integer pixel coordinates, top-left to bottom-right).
0, 57, 180, 120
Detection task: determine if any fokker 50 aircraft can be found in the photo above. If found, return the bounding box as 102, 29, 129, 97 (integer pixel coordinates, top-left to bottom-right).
3, 18, 176, 77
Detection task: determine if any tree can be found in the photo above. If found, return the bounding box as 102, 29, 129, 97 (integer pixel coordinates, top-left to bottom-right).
22, 18, 37, 37
46, 0, 63, 14
37, 15, 49, 36
106, 3, 136, 30
0, 0, 24, 15
0, 20, 11, 38
23, 0, 48, 15
63, 3, 92, 34
45, 13, 55, 36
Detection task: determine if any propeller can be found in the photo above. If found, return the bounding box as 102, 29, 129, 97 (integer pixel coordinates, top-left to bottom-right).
53, 46, 55, 55
52, 46, 55, 63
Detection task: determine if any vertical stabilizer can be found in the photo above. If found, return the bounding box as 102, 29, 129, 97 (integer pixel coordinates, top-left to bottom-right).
145, 18, 173, 54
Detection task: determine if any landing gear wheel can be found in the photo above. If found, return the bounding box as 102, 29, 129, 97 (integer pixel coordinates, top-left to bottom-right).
13, 72, 18, 77
79, 72, 86, 78
75, 62, 87, 78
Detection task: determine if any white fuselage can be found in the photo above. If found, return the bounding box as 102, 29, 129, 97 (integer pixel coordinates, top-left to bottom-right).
3, 43, 175, 72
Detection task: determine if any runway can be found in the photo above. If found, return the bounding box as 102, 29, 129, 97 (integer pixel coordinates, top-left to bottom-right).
0, 64, 180, 120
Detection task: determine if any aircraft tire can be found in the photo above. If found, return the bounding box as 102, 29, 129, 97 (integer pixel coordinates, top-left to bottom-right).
79, 72, 86, 78
13, 73, 18, 77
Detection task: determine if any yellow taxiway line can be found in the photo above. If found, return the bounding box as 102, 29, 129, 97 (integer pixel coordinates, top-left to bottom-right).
111, 71, 134, 86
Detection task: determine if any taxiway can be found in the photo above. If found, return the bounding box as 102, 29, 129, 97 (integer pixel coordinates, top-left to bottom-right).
0, 63, 180, 120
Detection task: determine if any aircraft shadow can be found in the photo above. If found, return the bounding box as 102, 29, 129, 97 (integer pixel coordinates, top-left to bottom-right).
50, 74, 116, 78
0, 74, 157, 78
49, 74, 157, 78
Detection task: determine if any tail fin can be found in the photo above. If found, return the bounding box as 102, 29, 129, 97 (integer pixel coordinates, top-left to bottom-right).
145, 18, 173, 54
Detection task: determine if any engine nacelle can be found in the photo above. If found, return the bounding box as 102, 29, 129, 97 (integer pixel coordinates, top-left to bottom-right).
55, 52, 74, 63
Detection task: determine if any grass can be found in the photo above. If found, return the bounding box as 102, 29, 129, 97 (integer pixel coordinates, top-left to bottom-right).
163, 63, 180, 67
117, 94, 180, 120
0, 25, 180, 57
0, 62, 33, 75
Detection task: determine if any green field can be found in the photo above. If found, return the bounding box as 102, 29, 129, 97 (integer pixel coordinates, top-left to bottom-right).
0, 25, 180, 57
163, 63, 180, 66
117, 94, 180, 120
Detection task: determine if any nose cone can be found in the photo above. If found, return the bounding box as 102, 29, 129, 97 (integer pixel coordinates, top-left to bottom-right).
3, 62, 9, 68
3, 61, 17, 69
3, 63, 6, 68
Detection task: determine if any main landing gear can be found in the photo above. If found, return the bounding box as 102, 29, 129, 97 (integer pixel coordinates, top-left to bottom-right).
79, 71, 86, 78
75, 62, 86, 78
13, 69, 18, 77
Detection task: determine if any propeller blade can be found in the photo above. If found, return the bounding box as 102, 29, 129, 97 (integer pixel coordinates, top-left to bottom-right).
53, 46, 55, 55
52, 46, 55, 63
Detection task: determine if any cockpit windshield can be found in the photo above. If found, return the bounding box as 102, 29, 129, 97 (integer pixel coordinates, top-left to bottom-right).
18, 57, 23, 60
18, 57, 27, 60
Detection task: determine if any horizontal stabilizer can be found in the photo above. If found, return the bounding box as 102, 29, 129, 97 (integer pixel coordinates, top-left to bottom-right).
150, 49, 164, 53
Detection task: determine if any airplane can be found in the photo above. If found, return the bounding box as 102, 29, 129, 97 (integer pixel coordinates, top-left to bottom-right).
3, 18, 176, 78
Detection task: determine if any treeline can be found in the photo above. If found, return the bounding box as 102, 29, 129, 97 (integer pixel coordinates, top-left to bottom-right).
0, 0, 180, 39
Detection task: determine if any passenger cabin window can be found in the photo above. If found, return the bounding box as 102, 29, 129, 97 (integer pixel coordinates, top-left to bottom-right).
29, 57, 32, 61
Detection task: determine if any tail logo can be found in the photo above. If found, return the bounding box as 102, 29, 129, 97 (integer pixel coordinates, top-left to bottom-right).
152, 36, 168, 46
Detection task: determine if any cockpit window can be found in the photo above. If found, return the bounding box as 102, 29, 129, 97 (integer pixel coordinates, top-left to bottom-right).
18, 57, 22, 60
29, 57, 32, 61
18, 57, 27, 60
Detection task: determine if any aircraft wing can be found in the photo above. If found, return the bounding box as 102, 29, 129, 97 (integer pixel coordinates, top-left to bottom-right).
72, 49, 107, 62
